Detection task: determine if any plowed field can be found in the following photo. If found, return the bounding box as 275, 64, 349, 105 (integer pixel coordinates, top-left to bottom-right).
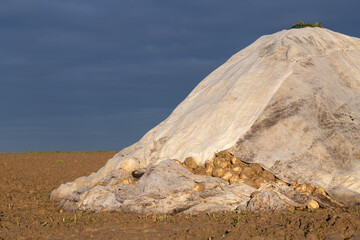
1, 152, 360, 239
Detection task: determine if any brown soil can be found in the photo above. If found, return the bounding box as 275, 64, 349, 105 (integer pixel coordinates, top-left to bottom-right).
1, 152, 360, 240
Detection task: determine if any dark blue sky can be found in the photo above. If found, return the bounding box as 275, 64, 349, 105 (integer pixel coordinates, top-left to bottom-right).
1, 0, 360, 152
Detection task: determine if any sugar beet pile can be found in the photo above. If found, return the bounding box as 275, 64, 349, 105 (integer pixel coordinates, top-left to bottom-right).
51, 27, 360, 213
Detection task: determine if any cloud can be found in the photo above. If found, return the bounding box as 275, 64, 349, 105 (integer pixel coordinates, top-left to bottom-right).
0, 107, 171, 152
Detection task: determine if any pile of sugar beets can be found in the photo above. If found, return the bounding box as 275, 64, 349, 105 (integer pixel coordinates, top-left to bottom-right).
177, 151, 342, 210
126, 151, 342, 211
60, 151, 344, 213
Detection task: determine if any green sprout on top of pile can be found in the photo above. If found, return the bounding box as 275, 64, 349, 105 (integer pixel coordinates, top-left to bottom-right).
291, 21, 323, 29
